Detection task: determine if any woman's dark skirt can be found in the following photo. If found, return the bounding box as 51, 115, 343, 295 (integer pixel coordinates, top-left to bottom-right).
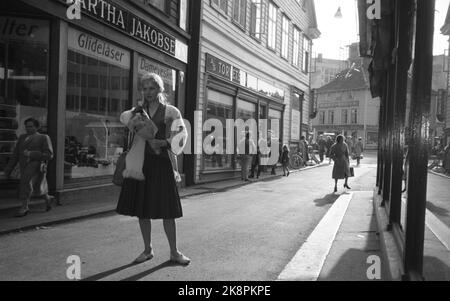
116, 153, 182, 220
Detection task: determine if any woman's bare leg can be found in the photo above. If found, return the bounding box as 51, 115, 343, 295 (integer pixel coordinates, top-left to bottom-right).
164, 219, 190, 265
138, 219, 153, 254
163, 219, 178, 255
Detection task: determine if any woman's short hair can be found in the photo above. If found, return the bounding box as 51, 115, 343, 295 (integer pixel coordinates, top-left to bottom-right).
336, 135, 344, 143
24, 117, 40, 128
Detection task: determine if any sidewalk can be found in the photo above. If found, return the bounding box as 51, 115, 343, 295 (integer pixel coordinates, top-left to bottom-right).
278, 191, 385, 281
0, 163, 328, 236
373, 190, 450, 281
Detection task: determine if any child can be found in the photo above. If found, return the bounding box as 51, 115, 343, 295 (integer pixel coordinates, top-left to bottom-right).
281, 145, 290, 177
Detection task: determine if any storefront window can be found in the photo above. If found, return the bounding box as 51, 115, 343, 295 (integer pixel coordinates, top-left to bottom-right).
203, 89, 233, 171
367, 132, 378, 146
65, 28, 130, 181
137, 55, 177, 106
0, 17, 49, 178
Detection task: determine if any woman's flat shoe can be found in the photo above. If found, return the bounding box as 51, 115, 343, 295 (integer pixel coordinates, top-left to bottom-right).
14, 209, 29, 218
334, 187, 338, 193
170, 253, 191, 266
344, 185, 352, 190
45, 197, 53, 212
133, 251, 154, 264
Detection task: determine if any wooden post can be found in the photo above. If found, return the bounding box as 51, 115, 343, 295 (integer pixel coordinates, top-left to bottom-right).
404, 0, 435, 281
389, 0, 414, 229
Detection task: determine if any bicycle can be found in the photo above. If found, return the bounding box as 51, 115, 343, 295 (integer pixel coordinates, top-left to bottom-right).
289, 152, 304, 170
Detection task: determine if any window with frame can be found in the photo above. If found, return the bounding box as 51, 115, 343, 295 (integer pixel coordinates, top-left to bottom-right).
302, 35, 310, 73
203, 89, 234, 171
250, 0, 263, 40
319, 111, 325, 125
341, 109, 348, 124
267, 2, 278, 50
65, 28, 131, 182
211, 0, 228, 15
233, 0, 247, 28
292, 27, 300, 66
281, 15, 289, 59
350, 109, 358, 124
328, 110, 334, 125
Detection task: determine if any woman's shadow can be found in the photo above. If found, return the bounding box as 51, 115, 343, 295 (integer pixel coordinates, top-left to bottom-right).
313, 193, 341, 207
82, 260, 183, 281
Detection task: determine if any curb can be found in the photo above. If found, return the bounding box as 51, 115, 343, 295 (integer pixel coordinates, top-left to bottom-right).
0, 163, 328, 236
372, 190, 404, 281
428, 170, 450, 180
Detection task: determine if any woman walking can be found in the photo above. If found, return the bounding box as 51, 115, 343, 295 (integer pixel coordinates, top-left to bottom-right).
4, 118, 54, 217
330, 135, 351, 193
354, 137, 364, 166
281, 145, 290, 176
116, 73, 190, 265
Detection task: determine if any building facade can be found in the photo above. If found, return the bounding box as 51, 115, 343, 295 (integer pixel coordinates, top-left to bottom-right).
192, 0, 320, 183
441, 5, 450, 144
0, 0, 199, 200
311, 54, 348, 89
312, 65, 380, 150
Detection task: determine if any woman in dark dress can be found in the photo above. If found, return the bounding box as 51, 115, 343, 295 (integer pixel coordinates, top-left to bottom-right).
116, 73, 190, 265
330, 135, 351, 193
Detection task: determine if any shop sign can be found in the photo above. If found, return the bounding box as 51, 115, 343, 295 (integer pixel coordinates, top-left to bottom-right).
206, 53, 285, 102
319, 101, 360, 109
57, 0, 183, 60
68, 27, 130, 69
138, 55, 174, 85
291, 110, 301, 141
206, 54, 241, 84
0, 17, 48, 43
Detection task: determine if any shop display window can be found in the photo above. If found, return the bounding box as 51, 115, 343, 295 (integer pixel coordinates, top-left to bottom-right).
0, 17, 49, 178
203, 89, 233, 171
64, 28, 131, 181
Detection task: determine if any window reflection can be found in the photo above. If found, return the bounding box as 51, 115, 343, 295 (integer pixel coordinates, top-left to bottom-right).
64, 29, 130, 181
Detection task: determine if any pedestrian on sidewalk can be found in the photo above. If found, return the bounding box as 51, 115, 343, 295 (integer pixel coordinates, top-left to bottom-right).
238, 132, 256, 182
354, 137, 364, 166
318, 135, 326, 162
116, 73, 190, 266
281, 145, 290, 177
444, 141, 450, 174
3, 118, 54, 217
326, 136, 333, 164
300, 136, 309, 167
249, 146, 261, 179
330, 135, 351, 193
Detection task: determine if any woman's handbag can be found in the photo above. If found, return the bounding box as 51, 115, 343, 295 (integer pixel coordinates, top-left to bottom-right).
113, 151, 127, 186
113, 133, 135, 186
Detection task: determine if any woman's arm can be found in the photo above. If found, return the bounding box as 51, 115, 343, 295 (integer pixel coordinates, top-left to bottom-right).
4, 136, 21, 176
165, 105, 188, 155
28, 135, 54, 162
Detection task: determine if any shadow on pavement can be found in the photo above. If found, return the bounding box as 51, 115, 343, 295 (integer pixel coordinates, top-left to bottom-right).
120, 261, 183, 281
426, 201, 449, 217
423, 256, 450, 281
82, 263, 135, 281
313, 194, 340, 207
318, 209, 384, 281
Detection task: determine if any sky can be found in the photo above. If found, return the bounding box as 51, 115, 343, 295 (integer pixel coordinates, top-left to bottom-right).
313, 0, 450, 60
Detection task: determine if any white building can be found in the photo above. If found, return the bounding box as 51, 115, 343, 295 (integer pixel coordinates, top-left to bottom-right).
194, 0, 320, 183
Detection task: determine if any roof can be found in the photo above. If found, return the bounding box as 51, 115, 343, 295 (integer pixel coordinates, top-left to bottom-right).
441, 3, 450, 35
317, 65, 368, 93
